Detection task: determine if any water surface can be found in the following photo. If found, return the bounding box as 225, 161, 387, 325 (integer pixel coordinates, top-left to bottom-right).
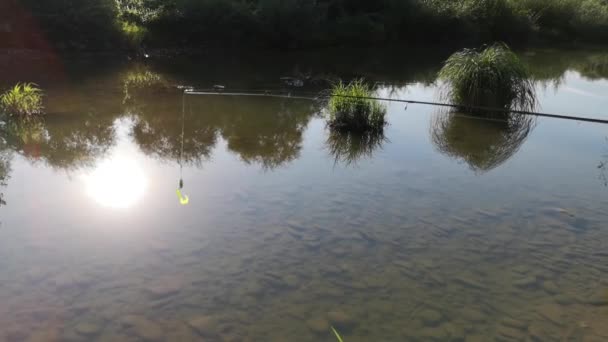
1, 48, 608, 341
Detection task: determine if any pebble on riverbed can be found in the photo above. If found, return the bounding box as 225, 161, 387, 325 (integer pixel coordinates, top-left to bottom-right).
418, 308, 443, 326
74, 322, 103, 337
186, 315, 218, 337
120, 315, 165, 341
327, 310, 356, 330
306, 317, 330, 334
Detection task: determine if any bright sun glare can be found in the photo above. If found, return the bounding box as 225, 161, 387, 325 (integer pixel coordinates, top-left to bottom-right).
83, 156, 148, 209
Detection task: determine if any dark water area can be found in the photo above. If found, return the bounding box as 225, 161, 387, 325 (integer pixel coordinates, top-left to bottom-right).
0, 47, 608, 341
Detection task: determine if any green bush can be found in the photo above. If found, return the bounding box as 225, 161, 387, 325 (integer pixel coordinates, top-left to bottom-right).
0, 83, 44, 119
18, 0, 122, 48
438, 44, 536, 111
327, 80, 386, 132
7, 0, 608, 49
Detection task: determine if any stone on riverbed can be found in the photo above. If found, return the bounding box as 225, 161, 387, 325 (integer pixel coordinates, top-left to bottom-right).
585, 289, 608, 306
535, 304, 564, 326
74, 322, 102, 337
327, 310, 356, 330
513, 276, 537, 288
120, 315, 164, 341
541, 281, 559, 294
418, 309, 443, 326
144, 277, 184, 299
186, 315, 218, 337
500, 317, 527, 330
306, 317, 330, 334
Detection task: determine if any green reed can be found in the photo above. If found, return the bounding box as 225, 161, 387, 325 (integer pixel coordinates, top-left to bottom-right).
331, 326, 344, 342
327, 80, 386, 132
438, 44, 536, 111
0, 83, 44, 119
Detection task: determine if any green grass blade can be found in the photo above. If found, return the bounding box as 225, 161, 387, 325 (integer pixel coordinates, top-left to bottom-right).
331, 326, 344, 342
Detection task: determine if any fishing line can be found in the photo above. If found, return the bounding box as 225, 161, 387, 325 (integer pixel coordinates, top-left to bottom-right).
176, 93, 189, 205
184, 88, 608, 125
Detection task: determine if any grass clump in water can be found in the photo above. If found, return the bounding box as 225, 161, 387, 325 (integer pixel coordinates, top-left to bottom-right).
438, 44, 536, 111
327, 80, 386, 132
0, 83, 44, 120
122, 68, 168, 103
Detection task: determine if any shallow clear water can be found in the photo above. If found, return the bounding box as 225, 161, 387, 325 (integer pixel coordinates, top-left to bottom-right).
1, 48, 608, 342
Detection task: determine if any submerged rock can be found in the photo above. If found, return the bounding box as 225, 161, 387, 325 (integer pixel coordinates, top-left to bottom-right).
419, 309, 443, 326
513, 276, 537, 288
465, 334, 485, 342
144, 277, 184, 299
327, 310, 356, 330
74, 322, 102, 337
453, 274, 487, 290
554, 294, 579, 305
500, 317, 527, 330
496, 325, 525, 340
120, 315, 164, 341
535, 304, 564, 326
585, 289, 608, 306
186, 315, 217, 337
460, 308, 486, 323
442, 322, 466, 340
541, 281, 559, 294
306, 317, 329, 334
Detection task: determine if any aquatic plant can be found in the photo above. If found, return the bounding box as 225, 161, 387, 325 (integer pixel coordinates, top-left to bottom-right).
120, 20, 148, 48
327, 129, 386, 166
122, 69, 167, 103
0, 83, 44, 119
431, 111, 535, 172
327, 80, 386, 132
438, 44, 536, 111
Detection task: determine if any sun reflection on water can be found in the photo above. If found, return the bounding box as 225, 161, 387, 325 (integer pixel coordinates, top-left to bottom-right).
83, 155, 148, 209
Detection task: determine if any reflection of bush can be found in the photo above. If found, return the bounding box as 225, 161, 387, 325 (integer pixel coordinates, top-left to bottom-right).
431, 111, 535, 173
326, 129, 386, 166
524, 50, 608, 84
577, 54, 608, 80
0, 150, 11, 207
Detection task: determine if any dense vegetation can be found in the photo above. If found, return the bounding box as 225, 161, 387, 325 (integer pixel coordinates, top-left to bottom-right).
0, 83, 44, 120
438, 44, 536, 110
326, 80, 386, 132
3, 0, 608, 50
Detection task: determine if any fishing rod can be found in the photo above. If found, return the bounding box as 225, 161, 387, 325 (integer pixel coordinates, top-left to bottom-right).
184, 88, 608, 125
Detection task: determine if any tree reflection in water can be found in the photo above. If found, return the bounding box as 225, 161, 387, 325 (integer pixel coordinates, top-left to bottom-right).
130, 93, 318, 170
1, 115, 115, 170
430, 111, 535, 173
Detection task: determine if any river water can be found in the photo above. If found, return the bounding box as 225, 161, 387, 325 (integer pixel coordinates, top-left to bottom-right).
0, 47, 607, 341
